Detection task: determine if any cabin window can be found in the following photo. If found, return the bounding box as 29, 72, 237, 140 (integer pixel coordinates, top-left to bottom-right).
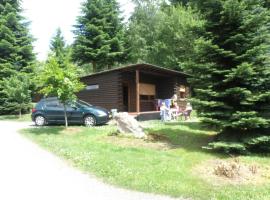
86, 84, 99, 90
139, 83, 156, 96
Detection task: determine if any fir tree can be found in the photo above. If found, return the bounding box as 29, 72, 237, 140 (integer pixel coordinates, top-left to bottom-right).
186, 0, 270, 153
73, 0, 125, 72
0, 0, 35, 114
2, 73, 32, 117
50, 28, 67, 65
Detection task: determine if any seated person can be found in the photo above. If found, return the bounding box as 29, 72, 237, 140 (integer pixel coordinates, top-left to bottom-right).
171, 94, 178, 105
160, 102, 170, 121
171, 102, 181, 120
184, 102, 192, 120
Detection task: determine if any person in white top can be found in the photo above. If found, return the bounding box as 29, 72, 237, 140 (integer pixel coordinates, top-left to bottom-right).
184, 102, 192, 120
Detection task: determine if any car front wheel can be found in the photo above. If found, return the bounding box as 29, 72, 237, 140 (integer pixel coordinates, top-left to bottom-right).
84, 115, 96, 127
35, 115, 46, 126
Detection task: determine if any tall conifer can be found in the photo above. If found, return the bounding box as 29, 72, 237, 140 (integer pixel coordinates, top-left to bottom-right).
186, 0, 270, 153
0, 0, 35, 114
50, 28, 70, 66
73, 0, 125, 72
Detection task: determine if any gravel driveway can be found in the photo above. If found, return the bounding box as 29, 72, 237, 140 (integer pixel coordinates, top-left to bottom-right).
0, 121, 186, 200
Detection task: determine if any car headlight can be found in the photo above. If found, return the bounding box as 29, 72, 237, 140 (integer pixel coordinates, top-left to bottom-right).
96, 110, 107, 117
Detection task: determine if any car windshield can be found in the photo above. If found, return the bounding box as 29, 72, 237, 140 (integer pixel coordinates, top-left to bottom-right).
76, 100, 92, 108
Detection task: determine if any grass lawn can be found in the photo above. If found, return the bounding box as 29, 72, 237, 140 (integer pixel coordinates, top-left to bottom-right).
21, 120, 270, 200
0, 113, 31, 121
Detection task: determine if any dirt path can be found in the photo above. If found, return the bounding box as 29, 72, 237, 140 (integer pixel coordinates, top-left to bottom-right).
0, 121, 186, 200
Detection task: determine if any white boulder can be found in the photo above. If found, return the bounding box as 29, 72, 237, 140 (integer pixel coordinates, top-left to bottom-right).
114, 112, 146, 139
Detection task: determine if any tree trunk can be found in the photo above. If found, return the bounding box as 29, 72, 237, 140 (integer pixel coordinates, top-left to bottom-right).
108, 63, 112, 70
19, 109, 22, 119
92, 61, 97, 72
63, 104, 68, 128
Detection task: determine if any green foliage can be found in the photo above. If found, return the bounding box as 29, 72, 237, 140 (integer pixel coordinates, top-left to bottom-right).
38, 56, 85, 127
0, 0, 35, 114
207, 141, 247, 154
245, 135, 270, 152
0, 0, 35, 76
127, 1, 204, 70
207, 134, 270, 154
73, 0, 125, 72
1, 73, 32, 116
50, 28, 69, 66
186, 0, 270, 153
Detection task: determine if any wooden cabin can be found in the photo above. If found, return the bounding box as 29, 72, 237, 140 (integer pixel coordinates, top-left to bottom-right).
77, 63, 190, 120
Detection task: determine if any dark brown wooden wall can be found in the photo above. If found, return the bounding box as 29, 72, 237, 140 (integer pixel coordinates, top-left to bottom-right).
77, 72, 122, 111
121, 71, 188, 112
78, 69, 190, 113
121, 72, 136, 112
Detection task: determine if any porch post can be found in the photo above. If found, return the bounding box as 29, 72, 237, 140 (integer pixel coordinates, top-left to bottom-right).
136, 69, 140, 113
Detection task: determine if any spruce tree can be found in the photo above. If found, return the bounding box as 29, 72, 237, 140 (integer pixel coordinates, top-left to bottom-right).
50, 28, 71, 66
186, 0, 270, 153
73, 0, 125, 72
50, 28, 66, 64
2, 73, 32, 117
0, 0, 35, 114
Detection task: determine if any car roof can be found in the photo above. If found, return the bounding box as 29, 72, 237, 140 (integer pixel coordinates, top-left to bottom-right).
41, 97, 58, 101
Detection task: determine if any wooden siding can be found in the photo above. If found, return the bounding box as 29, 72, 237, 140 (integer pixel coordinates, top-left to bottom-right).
78, 65, 190, 113
77, 72, 122, 111
121, 72, 136, 112
121, 71, 188, 112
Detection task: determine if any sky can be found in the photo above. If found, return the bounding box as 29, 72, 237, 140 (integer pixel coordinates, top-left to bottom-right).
22, 0, 135, 61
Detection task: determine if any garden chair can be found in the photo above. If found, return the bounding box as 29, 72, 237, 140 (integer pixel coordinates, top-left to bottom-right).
184, 110, 192, 120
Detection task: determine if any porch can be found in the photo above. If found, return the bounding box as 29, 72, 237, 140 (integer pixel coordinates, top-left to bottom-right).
129, 111, 161, 121
119, 66, 189, 113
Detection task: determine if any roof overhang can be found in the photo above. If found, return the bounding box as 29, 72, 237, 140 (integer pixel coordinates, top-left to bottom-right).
80, 63, 191, 79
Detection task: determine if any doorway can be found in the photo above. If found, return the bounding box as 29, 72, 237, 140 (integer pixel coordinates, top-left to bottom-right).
123, 83, 130, 112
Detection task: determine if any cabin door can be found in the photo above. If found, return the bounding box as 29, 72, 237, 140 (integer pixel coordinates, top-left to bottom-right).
122, 83, 130, 112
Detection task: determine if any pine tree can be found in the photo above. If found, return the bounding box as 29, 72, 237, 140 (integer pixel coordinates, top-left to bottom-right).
186, 0, 270, 153
2, 73, 32, 117
0, 0, 35, 114
50, 28, 67, 65
73, 0, 125, 72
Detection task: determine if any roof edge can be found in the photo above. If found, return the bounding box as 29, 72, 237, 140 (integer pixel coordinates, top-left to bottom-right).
80, 63, 191, 78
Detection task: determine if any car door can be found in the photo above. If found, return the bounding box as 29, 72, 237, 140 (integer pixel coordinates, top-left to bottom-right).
44, 99, 65, 122
66, 103, 83, 123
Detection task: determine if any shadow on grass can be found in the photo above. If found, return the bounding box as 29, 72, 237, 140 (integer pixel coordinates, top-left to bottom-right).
25, 127, 65, 135
164, 121, 217, 132
145, 121, 217, 153
0, 115, 19, 120
0, 114, 30, 121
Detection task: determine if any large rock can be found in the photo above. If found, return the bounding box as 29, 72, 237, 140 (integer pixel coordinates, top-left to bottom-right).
114, 112, 146, 139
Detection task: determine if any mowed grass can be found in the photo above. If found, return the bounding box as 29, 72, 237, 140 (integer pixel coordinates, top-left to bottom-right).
0, 113, 31, 121
21, 120, 270, 200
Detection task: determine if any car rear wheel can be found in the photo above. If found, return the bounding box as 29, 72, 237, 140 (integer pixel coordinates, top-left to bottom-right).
84, 115, 96, 127
35, 115, 46, 126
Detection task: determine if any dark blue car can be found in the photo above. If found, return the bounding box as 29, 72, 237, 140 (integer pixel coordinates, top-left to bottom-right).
32, 97, 111, 126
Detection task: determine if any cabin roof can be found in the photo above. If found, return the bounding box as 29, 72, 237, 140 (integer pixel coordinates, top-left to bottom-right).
80, 63, 191, 78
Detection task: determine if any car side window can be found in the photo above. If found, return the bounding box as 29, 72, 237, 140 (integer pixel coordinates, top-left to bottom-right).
45, 100, 63, 108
